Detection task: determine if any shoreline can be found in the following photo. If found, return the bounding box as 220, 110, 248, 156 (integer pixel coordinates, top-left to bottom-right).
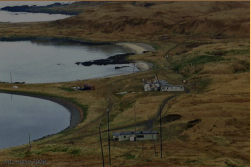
0, 40, 155, 144
116, 42, 155, 54
0, 39, 154, 84
0, 90, 83, 141
116, 42, 155, 71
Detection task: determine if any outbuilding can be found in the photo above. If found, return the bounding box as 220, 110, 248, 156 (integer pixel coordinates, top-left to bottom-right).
113, 131, 158, 141
143, 79, 184, 92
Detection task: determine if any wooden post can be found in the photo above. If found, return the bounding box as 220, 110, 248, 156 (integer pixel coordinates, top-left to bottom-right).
149, 115, 157, 157
155, 73, 161, 91
160, 105, 162, 158
99, 118, 105, 167
107, 109, 111, 165
134, 101, 137, 146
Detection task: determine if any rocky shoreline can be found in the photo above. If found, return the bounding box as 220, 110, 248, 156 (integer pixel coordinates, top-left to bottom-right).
76, 52, 135, 66
0, 36, 154, 73
0, 36, 112, 45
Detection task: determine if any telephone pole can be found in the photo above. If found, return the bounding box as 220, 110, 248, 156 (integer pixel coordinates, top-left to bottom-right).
107, 109, 111, 165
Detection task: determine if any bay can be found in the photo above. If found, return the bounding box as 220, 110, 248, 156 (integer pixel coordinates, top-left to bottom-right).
0, 40, 136, 83
0, 93, 71, 149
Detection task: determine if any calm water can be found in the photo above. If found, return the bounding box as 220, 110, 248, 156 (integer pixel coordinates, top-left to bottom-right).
0, 11, 71, 23
0, 93, 71, 149
0, 40, 136, 83
0, 1, 72, 23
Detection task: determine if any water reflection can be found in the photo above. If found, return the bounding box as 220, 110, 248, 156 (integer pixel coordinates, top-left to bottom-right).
0, 40, 136, 83
0, 93, 71, 149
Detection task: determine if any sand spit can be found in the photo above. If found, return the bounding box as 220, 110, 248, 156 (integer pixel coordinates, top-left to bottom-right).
116, 42, 155, 54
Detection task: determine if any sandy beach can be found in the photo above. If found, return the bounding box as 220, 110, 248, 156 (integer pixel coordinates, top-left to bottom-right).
135, 61, 151, 71
116, 42, 155, 71
116, 42, 155, 54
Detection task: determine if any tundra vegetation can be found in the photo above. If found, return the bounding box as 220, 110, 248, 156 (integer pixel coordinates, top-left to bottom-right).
0, 1, 249, 167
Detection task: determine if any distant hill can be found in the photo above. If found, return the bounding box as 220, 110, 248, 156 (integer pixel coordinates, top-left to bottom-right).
1, 2, 80, 15
48, 1, 249, 37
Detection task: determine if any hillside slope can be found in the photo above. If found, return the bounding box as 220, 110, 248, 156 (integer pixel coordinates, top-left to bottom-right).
0, 2, 249, 167
48, 1, 249, 37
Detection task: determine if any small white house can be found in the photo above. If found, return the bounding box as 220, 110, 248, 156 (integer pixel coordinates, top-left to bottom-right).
113, 131, 158, 141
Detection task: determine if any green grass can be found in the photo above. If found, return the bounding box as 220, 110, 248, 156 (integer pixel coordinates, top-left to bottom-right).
185, 159, 199, 164
170, 55, 224, 75
119, 99, 135, 112
178, 134, 190, 142
173, 55, 224, 69
123, 152, 136, 159
67, 148, 81, 155
10, 152, 26, 158
31, 145, 69, 155
30, 145, 81, 156
205, 50, 228, 56
152, 44, 161, 50
206, 49, 250, 56
59, 87, 75, 92
228, 49, 250, 55
196, 78, 212, 93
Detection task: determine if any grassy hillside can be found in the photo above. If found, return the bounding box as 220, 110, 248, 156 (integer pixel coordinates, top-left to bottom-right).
0, 2, 249, 167
0, 1, 249, 40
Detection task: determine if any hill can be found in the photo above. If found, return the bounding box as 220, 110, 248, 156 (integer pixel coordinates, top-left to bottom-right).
0, 1, 249, 167
48, 1, 250, 38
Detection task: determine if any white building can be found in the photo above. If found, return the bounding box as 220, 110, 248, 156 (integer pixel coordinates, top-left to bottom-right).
144, 80, 184, 92
113, 131, 158, 141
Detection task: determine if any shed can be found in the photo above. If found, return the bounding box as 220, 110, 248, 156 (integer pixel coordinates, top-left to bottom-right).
113, 131, 158, 141
143, 79, 184, 92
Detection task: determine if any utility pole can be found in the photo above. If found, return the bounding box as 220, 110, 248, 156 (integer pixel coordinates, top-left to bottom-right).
107, 109, 111, 165
148, 115, 157, 157
159, 105, 162, 158
134, 101, 137, 146
155, 73, 161, 92
99, 117, 105, 167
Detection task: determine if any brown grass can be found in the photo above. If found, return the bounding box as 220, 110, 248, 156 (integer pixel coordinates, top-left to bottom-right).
0, 1, 249, 167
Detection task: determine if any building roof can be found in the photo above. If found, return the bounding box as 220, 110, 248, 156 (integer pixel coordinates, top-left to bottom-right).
144, 79, 183, 88
113, 131, 158, 136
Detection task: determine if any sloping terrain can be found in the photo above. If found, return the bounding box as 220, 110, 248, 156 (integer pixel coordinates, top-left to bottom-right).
0, 1, 249, 40
0, 1, 249, 167
47, 1, 250, 37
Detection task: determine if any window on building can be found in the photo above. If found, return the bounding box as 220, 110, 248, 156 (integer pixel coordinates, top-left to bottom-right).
137, 135, 144, 138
